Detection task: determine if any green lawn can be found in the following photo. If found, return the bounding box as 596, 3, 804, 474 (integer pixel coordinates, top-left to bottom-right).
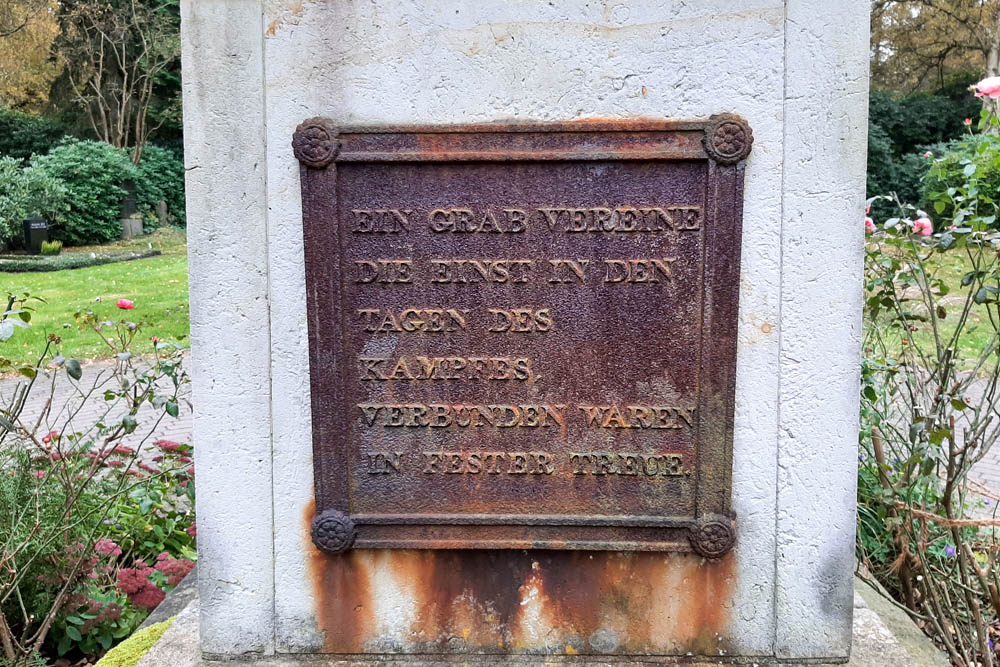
870, 244, 998, 370
2, 229, 189, 367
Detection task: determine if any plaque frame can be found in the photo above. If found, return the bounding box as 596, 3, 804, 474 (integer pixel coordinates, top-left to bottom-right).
294, 117, 751, 556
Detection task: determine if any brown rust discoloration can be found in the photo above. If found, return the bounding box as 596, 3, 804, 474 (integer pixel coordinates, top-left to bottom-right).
306, 506, 736, 657
305, 499, 376, 653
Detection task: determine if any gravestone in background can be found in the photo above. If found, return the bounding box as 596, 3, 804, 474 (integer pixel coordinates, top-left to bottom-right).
182, 1, 869, 663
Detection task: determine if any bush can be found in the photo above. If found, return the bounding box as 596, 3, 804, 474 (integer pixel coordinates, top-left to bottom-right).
869, 87, 980, 158
0, 108, 71, 162
925, 133, 1000, 222
0, 249, 160, 272
866, 83, 981, 220
0, 295, 194, 664
135, 145, 185, 227
0, 156, 69, 246
40, 240, 62, 255
30, 140, 138, 246
860, 112, 1000, 666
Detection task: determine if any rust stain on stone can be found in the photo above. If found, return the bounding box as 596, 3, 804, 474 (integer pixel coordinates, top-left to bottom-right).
265, 0, 305, 37
305, 499, 376, 653
306, 527, 736, 657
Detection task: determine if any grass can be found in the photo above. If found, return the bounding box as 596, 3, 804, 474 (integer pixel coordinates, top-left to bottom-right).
869, 242, 999, 371
2, 228, 188, 367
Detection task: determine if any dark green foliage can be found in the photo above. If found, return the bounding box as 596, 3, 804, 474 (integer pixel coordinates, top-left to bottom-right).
866, 122, 895, 197
0, 249, 160, 272
29, 140, 137, 246
925, 133, 1000, 222
869, 88, 980, 157
0, 156, 69, 246
0, 108, 72, 162
866, 80, 980, 219
135, 144, 185, 226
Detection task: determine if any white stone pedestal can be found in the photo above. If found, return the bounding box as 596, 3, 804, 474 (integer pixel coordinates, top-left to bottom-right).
181, 1, 869, 662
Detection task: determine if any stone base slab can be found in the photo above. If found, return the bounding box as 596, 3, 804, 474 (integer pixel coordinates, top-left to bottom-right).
135, 580, 944, 667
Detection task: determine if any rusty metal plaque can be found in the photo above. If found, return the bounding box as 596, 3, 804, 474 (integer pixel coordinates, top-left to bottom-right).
294, 117, 750, 557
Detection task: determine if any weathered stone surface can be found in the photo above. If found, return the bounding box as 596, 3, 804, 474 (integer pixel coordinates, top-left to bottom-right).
134, 579, 949, 665
181, 0, 869, 661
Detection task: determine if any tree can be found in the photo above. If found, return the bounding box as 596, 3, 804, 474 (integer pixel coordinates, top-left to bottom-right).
0, 1, 60, 110
872, 1, 1000, 91
55, 1, 179, 163
0, 0, 50, 39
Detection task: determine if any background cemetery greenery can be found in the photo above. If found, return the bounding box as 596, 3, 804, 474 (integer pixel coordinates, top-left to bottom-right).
1, 229, 188, 368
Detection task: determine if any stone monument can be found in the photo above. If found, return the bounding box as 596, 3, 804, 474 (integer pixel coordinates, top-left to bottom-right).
182, 1, 869, 663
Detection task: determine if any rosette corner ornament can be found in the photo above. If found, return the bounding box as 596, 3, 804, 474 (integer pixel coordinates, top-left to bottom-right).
688, 514, 737, 559
702, 113, 753, 165
311, 509, 356, 555
292, 117, 339, 169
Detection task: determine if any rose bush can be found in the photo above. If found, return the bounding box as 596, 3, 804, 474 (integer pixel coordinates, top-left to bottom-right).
0, 293, 195, 666
859, 78, 1000, 667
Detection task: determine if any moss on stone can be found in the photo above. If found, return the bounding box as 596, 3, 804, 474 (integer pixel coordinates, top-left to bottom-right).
94, 617, 175, 667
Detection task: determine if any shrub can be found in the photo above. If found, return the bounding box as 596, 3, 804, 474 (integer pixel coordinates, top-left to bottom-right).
869, 87, 980, 158
925, 132, 1000, 222
866, 83, 980, 221
40, 240, 62, 255
135, 145, 185, 227
0, 295, 194, 664
859, 103, 1000, 666
30, 140, 138, 246
0, 249, 160, 272
0, 156, 69, 246
0, 108, 71, 162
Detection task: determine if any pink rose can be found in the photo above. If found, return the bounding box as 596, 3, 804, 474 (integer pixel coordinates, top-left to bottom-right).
964, 118, 973, 126
913, 217, 933, 236
923, 151, 933, 159
865, 217, 876, 234
974, 76, 1000, 99
116, 299, 134, 310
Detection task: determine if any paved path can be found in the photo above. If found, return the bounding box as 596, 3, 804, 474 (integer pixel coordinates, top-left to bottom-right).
0, 356, 193, 454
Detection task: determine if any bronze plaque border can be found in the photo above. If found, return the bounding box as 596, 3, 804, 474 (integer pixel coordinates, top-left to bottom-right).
294, 116, 751, 556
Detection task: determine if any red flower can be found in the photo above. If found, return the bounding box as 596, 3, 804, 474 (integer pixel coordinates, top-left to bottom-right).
41, 431, 58, 444
155, 555, 195, 586
94, 538, 122, 557
156, 439, 182, 452
116, 299, 134, 310
965, 118, 973, 125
